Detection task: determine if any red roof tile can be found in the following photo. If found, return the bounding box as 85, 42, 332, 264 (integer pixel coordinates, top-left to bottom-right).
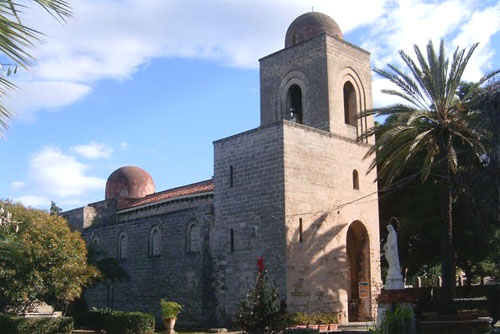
119, 179, 213, 209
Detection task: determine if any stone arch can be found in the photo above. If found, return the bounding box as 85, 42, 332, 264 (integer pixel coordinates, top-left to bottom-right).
149, 225, 161, 257
117, 231, 128, 260
346, 220, 371, 321
352, 169, 359, 190
339, 67, 367, 139
186, 219, 201, 253
277, 71, 309, 123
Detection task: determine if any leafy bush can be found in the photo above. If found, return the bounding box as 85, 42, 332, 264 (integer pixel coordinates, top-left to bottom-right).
0, 314, 73, 334
377, 305, 413, 334
159, 300, 182, 319
82, 309, 155, 334
287, 312, 339, 325
0, 201, 99, 313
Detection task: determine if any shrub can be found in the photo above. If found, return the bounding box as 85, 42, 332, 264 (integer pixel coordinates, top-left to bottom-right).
0, 314, 74, 334
287, 312, 339, 325
82, 310, 155, 334
159, 300, 182, 319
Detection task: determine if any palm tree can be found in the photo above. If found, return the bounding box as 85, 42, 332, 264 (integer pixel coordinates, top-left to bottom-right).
0, 0, 71, 136
362, 39, 499, 314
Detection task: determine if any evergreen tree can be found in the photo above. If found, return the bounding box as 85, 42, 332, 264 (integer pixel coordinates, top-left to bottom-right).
236, 258, 286, 334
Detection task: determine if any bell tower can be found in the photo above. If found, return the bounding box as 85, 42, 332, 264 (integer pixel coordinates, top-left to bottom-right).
259, 12, 374, 142
214, 12, 381, 324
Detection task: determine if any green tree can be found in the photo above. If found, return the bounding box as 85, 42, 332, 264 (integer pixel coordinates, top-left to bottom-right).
0, 0, 71, 135
49, 201, 62, 215
363, 40, 498, 313
0, 200, 99, 313
236, 266, 286, 334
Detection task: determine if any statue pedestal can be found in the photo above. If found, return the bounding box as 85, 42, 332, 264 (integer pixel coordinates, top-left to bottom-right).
377, 289, 417, 333
385, 275, 404, 290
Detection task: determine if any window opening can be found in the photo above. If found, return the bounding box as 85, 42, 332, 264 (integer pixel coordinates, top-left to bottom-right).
287, 84, 303, 124
230, 229, 234, 252
188, 222, 200, 252
344, 81, 357, 126
118, 232, 127, 260
150, 227, 161, 257
353, 170, 360, 190
230, 165, 234, 187
299, 218, 303, 243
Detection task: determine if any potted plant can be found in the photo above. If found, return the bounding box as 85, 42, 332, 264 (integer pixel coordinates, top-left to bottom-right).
160, 299, 182, 334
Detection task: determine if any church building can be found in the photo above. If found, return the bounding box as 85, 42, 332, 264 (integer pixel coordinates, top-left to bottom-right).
63, 12, 382, 327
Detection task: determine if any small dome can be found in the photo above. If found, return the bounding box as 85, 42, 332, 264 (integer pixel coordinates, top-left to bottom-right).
285, 12, 343, 48
105, 166, 155, 200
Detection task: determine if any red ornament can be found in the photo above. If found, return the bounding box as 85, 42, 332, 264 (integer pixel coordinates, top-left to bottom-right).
257, 255, 264, 273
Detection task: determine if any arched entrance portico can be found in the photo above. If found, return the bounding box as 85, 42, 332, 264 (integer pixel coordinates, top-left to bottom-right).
346, 220, 371, 321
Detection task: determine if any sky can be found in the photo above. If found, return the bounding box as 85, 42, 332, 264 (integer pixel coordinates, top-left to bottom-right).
1, 0, 500, 211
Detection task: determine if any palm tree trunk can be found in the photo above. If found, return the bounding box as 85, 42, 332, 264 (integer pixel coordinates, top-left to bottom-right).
440, 163, 457, 314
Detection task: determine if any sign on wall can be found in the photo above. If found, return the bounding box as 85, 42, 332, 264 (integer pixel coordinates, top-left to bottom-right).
359, 282, 369, 298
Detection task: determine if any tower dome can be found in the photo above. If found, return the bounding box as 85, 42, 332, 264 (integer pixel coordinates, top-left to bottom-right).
105, 166, 155, 200
285, 12, 343, 48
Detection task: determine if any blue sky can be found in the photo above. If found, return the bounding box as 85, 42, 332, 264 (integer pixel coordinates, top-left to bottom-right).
1, 0, 500, 210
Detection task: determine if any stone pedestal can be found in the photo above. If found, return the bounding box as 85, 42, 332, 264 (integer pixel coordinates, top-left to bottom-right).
385, 273, 404, 290
377, 289, 417, 333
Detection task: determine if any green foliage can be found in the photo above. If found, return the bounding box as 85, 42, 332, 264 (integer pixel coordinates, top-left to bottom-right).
0, 200, 99, 313
82, 309, 155, 334
287, 312, 339, 325
376, 305, 413, 334
0, 313, 74, 334
159, 300, 182, 319
236, 269, 286, 334
364, 39, 498, 312
49, 201, 61, 215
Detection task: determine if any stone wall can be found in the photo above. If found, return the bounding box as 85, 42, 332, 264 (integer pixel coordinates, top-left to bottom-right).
212, 123, 287, 324
260, 34, 330, 131
282, 121, 381, 322
83, 196, 216, 326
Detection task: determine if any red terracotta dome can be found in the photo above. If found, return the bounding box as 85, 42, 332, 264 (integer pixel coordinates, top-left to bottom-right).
285, 12, 343, 48
105, 166, 155, 200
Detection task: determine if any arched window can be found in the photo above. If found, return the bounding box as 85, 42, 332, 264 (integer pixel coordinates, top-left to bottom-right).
353, 169, 359, 190
149, 226, 161, 257
118, 231, 128, 260
287, 84, 303, 124
187, 220, 200, 253
344, 81, 357, 126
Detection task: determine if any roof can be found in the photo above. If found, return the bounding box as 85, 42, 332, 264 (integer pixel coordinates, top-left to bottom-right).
120, 179, 214, 209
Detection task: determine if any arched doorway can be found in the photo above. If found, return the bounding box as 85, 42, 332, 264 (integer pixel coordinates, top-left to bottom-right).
346, 221, 371, 321
287, 84, 303, 124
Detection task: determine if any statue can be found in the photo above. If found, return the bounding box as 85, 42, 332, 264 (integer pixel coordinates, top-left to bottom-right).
383, 223, 404, 289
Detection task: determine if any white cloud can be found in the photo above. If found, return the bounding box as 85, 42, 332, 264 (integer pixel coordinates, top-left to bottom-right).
120, 142, 128, 151
9, 0, 392, 117
3, 80, 91, 120
7, 0, 500, 118
71, 142, 113, 159
28, 146, 105, 197
362, 0, 500, 107
453, 3, 500, 81
11, 181, 24, 189
15, 195, 50, 208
